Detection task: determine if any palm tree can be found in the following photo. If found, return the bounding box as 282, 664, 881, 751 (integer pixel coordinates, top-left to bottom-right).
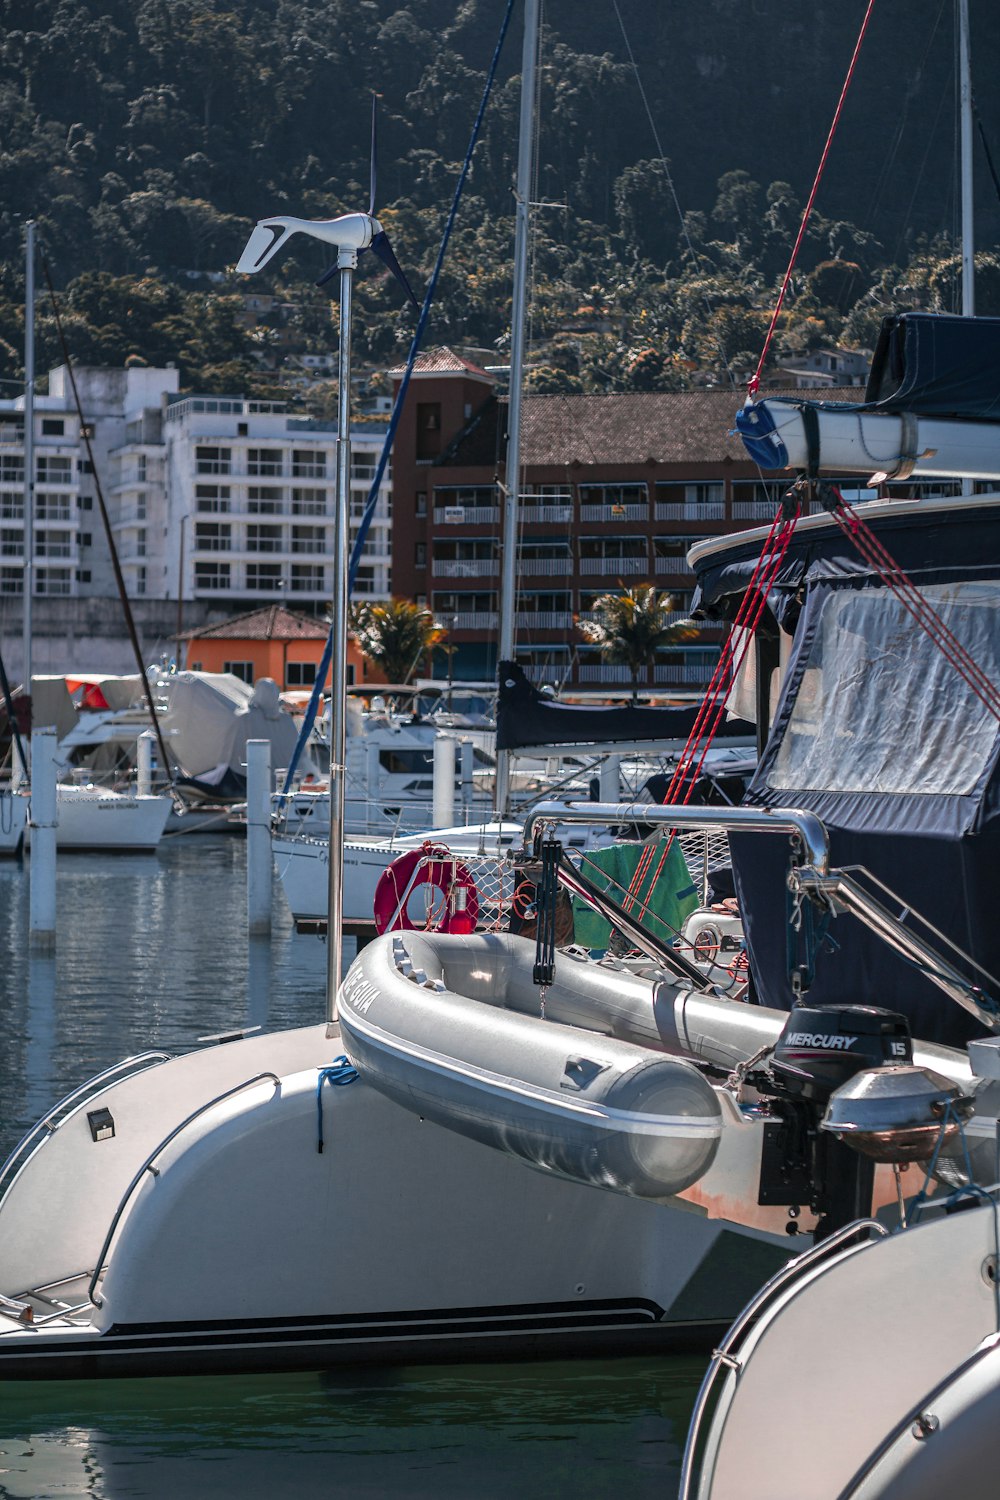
351, 598, 445, 686
577, 585, 698, 701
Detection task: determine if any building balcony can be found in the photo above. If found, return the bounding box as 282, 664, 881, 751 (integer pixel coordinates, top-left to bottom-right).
432, 559, 498, 578
732, 500, 779, 520
655, 501, 726, 521
451, 611, 499, 631
518, 557, 573, 576
654, 663, 714, 684
433, 506, 500, 526
515, 611, 574, 630
579, 503, 648, 523
577, 664, 636, 683
578, 556, 648, 576
519, 503, 574, 524
654, 555, 695, 576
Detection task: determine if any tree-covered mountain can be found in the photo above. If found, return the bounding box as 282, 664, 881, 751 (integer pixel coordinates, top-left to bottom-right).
1, 0, 998, 398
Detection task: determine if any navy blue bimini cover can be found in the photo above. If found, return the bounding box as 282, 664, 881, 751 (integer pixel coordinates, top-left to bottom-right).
693, 502, 1000, 1046
496, 662, 753, 751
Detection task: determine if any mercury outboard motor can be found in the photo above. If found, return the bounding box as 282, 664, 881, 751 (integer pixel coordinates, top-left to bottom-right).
754, 1004, 913, 1240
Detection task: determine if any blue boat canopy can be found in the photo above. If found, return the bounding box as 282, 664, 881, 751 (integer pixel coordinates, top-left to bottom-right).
691, 501, 1000, 1046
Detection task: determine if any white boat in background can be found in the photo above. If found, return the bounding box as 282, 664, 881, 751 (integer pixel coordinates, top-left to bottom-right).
0, 788, 28, 857
47, 783, 171, 852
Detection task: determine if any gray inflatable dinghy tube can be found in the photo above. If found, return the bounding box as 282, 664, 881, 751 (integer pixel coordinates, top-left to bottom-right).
339, 931, 724, 1200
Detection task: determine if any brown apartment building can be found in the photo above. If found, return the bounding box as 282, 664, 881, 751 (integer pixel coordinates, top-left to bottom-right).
389, 349, 868, 692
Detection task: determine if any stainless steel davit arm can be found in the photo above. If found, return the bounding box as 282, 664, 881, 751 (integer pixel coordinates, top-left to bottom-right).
521, 800, 831, 874
792, 866, 1000, 1032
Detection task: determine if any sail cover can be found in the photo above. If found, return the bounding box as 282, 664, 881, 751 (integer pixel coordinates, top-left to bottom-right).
496, 662, 753, 752
863, 311, 1000, 420
692, 501, 1000, 1047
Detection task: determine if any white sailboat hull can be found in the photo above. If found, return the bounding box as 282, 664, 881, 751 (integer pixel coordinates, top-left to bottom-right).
36, 787, 172, 851
0, 790, 28, 856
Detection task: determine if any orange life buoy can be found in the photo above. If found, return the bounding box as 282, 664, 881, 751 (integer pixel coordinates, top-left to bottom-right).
373, 842, 479, 935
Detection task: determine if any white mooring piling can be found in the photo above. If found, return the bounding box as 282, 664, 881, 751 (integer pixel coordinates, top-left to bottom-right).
29, 727, 57, 950
246, 738, 272, 936
599, 754, 621, 803
136, 729, 155, 797
433, 735, 456, 829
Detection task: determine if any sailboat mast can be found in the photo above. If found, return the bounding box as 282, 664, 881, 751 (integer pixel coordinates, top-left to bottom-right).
959, 0, 974, 317
22, 220, 35, 707
495, 0, 540, 819
958, 0, 974, 499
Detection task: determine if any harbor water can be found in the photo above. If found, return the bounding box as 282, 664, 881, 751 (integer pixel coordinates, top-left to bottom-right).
0, 835, 702, 1498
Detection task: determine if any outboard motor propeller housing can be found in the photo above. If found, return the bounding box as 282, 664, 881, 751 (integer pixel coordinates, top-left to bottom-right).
754, 1004, 913, 1241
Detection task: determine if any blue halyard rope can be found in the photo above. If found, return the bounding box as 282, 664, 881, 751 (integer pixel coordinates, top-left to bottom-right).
280, 0, 517, 799
316, 1056, 359, 1152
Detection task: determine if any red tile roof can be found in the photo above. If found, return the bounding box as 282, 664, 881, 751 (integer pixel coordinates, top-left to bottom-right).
441, 386, 859, 468
182, 605, 328, 642
387, 346, 494, 381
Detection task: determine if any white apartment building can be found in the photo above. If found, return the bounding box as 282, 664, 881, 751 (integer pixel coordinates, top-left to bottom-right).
0, 365, 392, 611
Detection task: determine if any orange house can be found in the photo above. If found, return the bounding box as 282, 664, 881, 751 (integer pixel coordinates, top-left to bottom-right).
180, 605, 377, 693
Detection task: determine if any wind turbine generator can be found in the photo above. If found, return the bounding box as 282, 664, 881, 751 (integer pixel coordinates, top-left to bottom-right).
235, 109, 417, 1010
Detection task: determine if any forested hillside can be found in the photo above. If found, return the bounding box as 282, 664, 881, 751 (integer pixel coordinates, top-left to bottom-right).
1, 0, 999, 399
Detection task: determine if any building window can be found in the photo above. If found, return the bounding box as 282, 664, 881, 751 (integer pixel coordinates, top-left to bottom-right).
286, 661, 318, 687
36, 530, 72, 559
35, 568, 72, 596
415, 491, 427, 517
247, 525, 283, 554
195, 446, 232, 475
247, 487, 283, 513
37, 455, 72, 483
291, 488, 326, 516
292, 450, 326, 479
290, 526, 324, 554
195, 523, 231, 551
246, 562, 283, 590
290, 564, 325, 592
37, 493, 71, 521
194, 561, 231, 590
41, 418, 65, 436
0, 456, 24, 484
416, 403, 442, 461
353, 565, 377, 595
415, 541, 426, 567
196, 484, 231, 512
1, 528, 20, 556
75, 569, 92, 584
224, 660, 254, 682
0, 567, 23, 593
247, 447, 283, 477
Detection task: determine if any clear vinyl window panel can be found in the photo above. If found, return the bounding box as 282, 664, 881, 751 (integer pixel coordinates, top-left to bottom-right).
770, 582, 1000, 796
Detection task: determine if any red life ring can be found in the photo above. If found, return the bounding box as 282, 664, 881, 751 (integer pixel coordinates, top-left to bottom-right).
373, 842, 479, 936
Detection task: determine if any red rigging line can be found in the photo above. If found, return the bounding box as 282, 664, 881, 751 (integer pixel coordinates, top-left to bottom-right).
828, 495, 1000, 721
748, 0, 877, 398
621, 501, 802, 918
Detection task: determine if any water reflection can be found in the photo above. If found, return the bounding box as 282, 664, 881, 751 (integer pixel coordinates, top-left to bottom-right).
0, 1357, 702, 1499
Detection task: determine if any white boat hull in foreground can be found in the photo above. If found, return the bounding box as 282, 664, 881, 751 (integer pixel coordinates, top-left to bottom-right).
0, 942, 802, 1380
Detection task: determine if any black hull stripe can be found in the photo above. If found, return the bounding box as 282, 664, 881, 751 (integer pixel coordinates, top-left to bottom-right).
0, 1313, 728, 1381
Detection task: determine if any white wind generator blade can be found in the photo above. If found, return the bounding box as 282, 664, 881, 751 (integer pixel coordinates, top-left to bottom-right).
236, 219, 297, 274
